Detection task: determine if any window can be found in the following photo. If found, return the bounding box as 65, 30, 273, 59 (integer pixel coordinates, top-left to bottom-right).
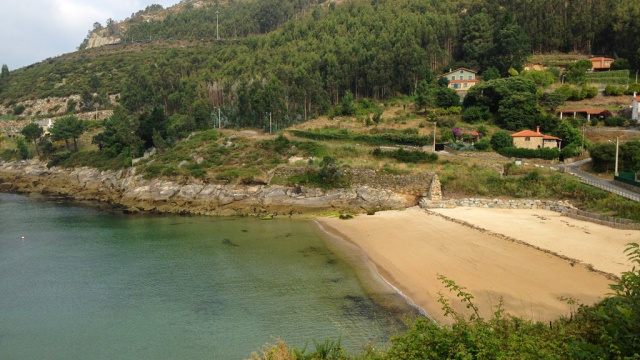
525, 137, 530, 141
463, 83, 467, 88
452, 76, 456, 80
468, 75, 473, 80
453, 83, 460, 89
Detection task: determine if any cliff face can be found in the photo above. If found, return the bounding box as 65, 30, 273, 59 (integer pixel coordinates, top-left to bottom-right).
86, 32, 121, 49
0, 161, 428, 217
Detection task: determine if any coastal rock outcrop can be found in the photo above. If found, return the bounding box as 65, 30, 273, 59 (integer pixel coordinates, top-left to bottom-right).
0, 161, 429, 217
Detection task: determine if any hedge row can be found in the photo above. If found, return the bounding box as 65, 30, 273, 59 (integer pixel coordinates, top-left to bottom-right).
497, 146, 560, 159
289, 129, 432, 146
372, 147, 438, 163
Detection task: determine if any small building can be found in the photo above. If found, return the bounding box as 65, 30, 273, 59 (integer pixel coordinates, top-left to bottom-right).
461, 130, 480, 144
511, 126, 561, 149
33, 119, 55, 134
558, 109, 607, 121
589, 57, 615, 71
633, 92, 639, 121
436, 68, 480, 91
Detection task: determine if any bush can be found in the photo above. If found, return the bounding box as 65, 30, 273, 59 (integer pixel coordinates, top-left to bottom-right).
473, 138, 491, 151
624, 83, 640, 95
12, 104, 26, 116
372, 147, 438, 163
604, 116, 627, 127
490, 131, 513, 150
605, 85, 624, 96
561, 144, 581, 158
461, 106, 489, 123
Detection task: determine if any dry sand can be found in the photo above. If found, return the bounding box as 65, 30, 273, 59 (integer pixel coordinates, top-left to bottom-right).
315, 207, 639, 324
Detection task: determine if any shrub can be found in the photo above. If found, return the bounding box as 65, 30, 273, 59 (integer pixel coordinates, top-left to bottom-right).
604, 116, 627, 127
473, 138, 491, 151
561, 144, 581, 158
461, 106, 489, 123
605, 85, 624, 96
372, 147, 438, 163
624, 83, 640, 95
12, 104, 26, 116
490, 131, 513, 150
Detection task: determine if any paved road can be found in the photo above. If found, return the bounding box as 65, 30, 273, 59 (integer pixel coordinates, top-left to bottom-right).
553, 158, 640, 202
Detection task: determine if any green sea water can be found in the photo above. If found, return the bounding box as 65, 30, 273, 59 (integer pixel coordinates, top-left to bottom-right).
0, 193, 415, 359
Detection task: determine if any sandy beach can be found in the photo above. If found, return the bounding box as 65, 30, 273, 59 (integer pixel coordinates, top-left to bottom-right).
316, 207, 639, 324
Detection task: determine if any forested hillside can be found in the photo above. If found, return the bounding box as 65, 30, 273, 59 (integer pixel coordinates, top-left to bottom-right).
1, 0, 639, 131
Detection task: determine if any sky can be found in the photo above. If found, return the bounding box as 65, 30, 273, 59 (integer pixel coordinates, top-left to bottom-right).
0, 0, 179, 71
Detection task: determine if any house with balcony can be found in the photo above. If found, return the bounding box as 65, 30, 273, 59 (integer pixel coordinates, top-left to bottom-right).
436, 68, 479, 91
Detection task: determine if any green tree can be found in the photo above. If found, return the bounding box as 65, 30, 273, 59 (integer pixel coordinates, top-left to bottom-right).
490, 15, 531, 75
341, 91, 355, 116
490, 130, 513, 150
16, 137, 29, 160
481, 67, 501, 81
20, 123, 44, 157
554, 122, 583, 149
0, 64, 9, 82
496, 92, 540, 130
414, 80, 430, 113
461, 12, 495, 70
435, 87, 460, 108
93, 106, 142, 157
539, 92, 566, 113
50, 116, 85, 152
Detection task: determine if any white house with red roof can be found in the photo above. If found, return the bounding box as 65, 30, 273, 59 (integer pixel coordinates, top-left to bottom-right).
511, 126, 561, 149
633, 92, 639, 121
436, 68, 480, 91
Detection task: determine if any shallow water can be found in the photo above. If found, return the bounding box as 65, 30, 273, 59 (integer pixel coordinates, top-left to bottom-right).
0, 193, 411, 359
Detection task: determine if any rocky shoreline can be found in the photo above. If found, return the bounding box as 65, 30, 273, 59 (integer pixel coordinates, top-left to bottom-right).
0, 160, 423, 217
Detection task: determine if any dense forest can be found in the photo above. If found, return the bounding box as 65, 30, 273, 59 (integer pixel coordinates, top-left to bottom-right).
1, 0, 640, 132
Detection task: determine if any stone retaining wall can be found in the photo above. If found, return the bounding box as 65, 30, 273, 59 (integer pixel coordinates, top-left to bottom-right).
420, 197, 640, 230
420, 197, 575, 211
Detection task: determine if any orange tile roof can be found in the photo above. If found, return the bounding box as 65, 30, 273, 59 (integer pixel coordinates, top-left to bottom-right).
542, 135, 561, 141
635, 97, 640, 102
558, 109, 606, 115
511, 130, 561, 141
589, 57, 615, 61
511, 130, 543, 137
462, 130, 480, 136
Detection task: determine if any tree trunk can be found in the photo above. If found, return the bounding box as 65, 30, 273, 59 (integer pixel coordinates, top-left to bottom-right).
73, 137, 78, 152
32, 139, 40, 157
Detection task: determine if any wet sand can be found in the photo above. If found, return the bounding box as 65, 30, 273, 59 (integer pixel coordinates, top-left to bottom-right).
316, 207, 633, 324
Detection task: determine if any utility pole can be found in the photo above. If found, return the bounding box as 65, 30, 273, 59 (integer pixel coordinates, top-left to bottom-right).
269, 112, 272, 134
433, 123, 436, 152
216, 11, 220, 40
615, 137, 619, 177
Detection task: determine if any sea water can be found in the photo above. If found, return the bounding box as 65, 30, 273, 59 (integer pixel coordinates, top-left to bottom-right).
0, 193, 413, 359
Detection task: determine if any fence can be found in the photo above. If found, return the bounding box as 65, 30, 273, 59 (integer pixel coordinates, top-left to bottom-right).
576, 176, 640, 202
